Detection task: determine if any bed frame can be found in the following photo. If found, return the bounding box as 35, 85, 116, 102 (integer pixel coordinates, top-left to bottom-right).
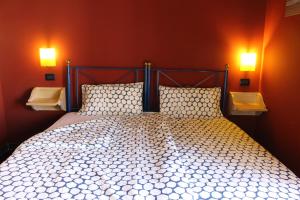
66, 60, 228, 113
66, 60, 151, 112
151, 65, 229, 113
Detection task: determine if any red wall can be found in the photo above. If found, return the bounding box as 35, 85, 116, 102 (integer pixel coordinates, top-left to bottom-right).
0, 0, 266, 143
0, 80, 6, 144
259, 0, 300, 176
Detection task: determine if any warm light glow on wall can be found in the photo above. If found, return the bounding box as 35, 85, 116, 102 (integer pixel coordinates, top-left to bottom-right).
240, 53, 256, 71
40, 48, 56, 67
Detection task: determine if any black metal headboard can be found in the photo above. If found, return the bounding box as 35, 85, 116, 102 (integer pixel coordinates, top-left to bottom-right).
65, 60, 228, 113
66, 60, 151, 112
150, 65, 229, 113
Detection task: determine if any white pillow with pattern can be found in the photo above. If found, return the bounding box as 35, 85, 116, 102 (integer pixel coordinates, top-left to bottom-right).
79, 82, 143, 116
159, 86, 223, 119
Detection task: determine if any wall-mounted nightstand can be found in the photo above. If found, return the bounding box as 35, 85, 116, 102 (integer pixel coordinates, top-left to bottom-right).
228, 92, 267, 139
26, 87, 66, 111
229, 92, 267, 116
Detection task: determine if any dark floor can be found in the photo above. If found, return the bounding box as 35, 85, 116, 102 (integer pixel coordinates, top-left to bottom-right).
0, 143, 19, 163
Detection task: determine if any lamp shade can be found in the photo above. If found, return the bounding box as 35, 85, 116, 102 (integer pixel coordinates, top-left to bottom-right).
40, 48, 56, 67
240, 53, 256, 71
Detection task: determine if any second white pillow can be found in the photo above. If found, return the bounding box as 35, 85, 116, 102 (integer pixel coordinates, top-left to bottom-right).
159, 86, 223, 119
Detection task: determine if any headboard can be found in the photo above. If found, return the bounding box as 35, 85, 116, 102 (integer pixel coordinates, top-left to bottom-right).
150, 65, 229, 113
65, 60, 228, 113
66, 60, 151, 112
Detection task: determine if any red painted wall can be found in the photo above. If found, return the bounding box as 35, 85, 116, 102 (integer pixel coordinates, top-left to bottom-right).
0, 80, 6, 144
0, 0, 266, 143
259, 0, 300, 176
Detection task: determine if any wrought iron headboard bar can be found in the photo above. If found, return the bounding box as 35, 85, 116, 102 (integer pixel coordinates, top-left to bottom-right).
144, 61, 152, 112
223, 64, 229, 112
66, 60, 150, 112
66, 61, 228, 113
152, 64, 229, 113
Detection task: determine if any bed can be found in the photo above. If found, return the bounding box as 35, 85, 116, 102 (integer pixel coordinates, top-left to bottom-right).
0, 62, 299, 200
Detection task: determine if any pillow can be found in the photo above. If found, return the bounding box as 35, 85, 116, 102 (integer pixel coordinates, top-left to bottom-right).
79, 82, 143, 116
159, 86, 223, 119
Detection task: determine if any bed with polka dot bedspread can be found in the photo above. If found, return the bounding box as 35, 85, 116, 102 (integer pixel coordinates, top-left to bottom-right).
0, 113, 299, 199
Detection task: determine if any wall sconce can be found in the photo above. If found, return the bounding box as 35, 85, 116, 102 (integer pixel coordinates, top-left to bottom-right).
40, 48, 56, 81
40, 48, 56, 67
240, 53, 256, 72
240, 52, 256, 86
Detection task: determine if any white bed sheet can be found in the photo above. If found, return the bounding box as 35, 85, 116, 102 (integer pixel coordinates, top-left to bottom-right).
46, 112, 99, 131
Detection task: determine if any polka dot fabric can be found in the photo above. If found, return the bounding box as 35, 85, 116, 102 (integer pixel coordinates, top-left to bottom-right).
79, 82, 143, 116
0, 113, 299, 199
160, 86, 223, 119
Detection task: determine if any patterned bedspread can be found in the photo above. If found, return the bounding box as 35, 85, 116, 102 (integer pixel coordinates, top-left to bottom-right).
0, 113, 299, 199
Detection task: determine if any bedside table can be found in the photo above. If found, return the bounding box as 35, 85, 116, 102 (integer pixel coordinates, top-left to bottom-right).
228, 92, 267, 116
227, 91, 267, 139
26, 87, 66, 111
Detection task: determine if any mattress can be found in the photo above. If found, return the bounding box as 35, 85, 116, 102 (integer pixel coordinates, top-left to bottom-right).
0, 113, 299, 199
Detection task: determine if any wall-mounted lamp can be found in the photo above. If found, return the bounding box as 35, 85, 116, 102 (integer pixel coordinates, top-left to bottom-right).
40, 48, 56, 81
240, 53, 256, 72
240, 52, 256, 86
40, 48, 56, 67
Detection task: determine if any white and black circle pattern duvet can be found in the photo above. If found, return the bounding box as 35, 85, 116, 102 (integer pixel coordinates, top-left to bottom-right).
0, 114, 299, 199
